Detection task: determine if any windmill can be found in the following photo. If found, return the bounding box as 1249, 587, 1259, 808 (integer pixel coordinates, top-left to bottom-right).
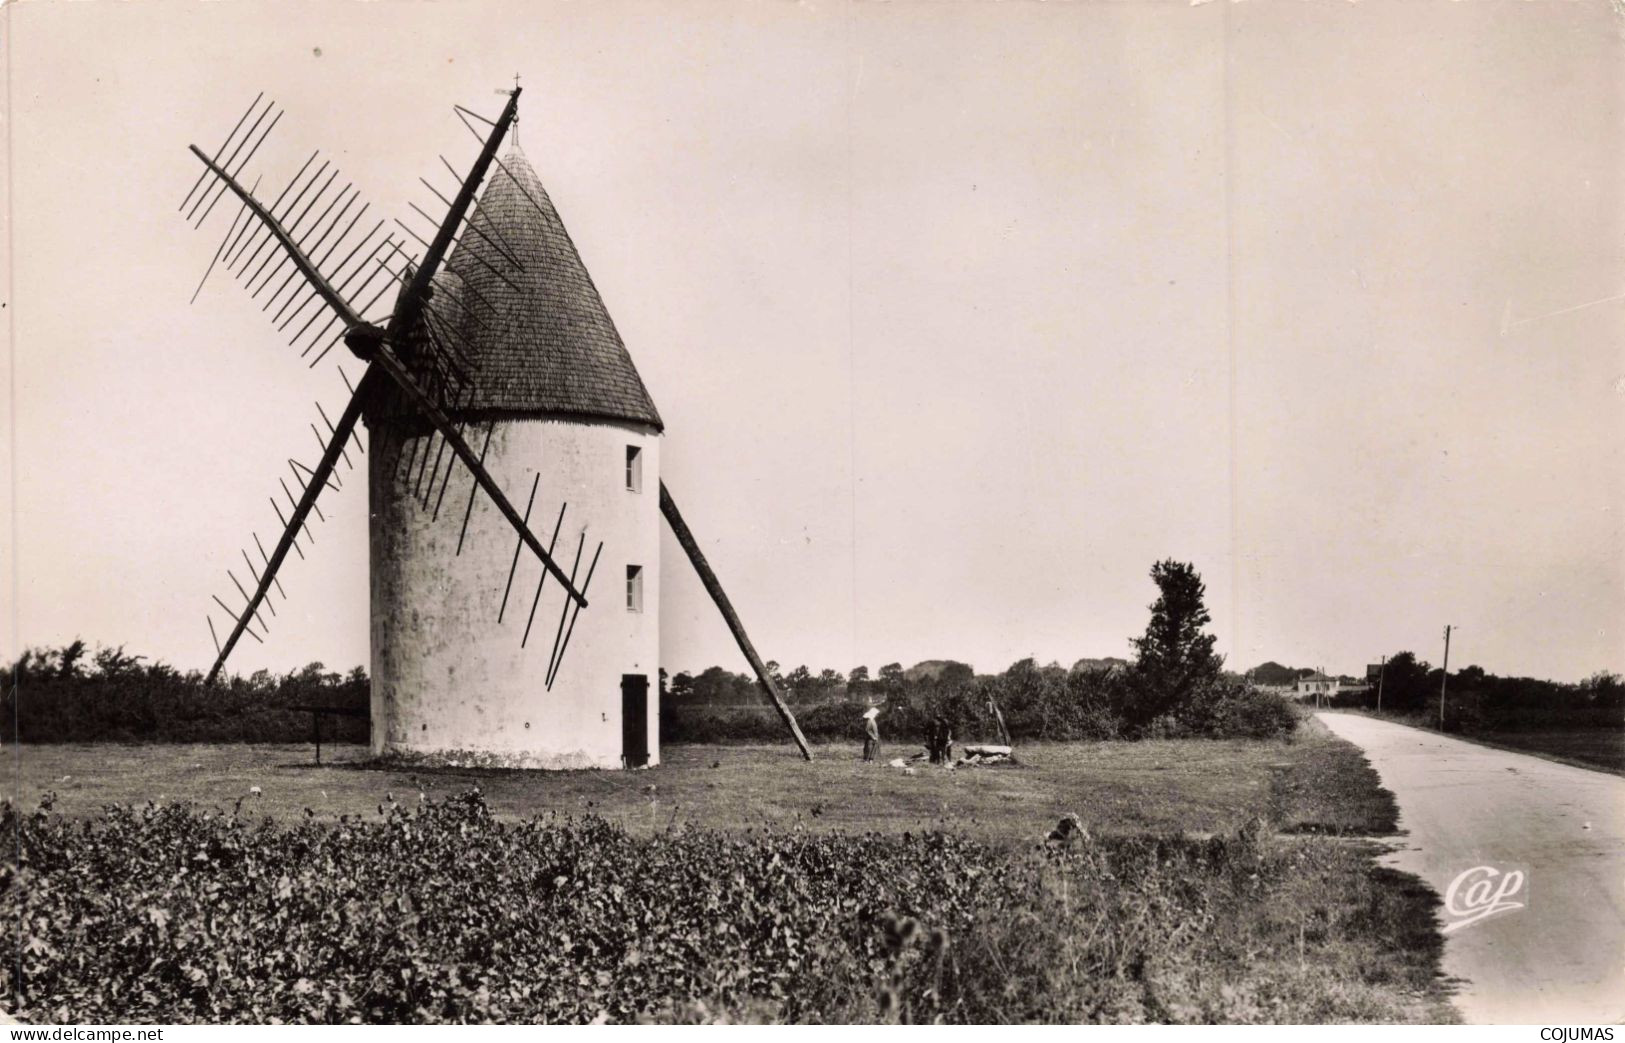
180, 86, 812, 767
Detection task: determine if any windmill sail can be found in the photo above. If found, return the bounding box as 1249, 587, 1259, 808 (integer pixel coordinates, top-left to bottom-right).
179, 87, 811, 761
204, 383, 373, 684
187, 87, 592, 685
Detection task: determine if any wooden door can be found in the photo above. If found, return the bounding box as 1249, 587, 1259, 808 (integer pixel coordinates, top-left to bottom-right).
621, 674, 649, 768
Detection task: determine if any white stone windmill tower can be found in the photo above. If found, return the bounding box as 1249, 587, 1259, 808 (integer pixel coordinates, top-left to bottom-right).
181, 88, 811, 768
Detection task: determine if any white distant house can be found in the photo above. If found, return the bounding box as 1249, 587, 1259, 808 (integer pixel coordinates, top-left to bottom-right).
1293, 671, 1369, 700
1295, 672, 1340, 698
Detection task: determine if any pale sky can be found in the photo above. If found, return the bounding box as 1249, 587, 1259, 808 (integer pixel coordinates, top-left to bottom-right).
4, 0, 1622, 682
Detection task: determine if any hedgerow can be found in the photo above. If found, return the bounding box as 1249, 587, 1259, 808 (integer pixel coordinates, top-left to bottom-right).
2, 646, 366, 744
5, 643, 1296, 746
3, 791, 1447, 1024
663, 668, 1298, 746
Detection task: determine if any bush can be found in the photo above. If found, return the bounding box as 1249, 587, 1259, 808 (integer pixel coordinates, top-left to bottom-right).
661, 662, 1297, 747
658, 706, 790, 745
1177, 684, 1299, 740
1327, 656, 1623, 734
2, 791, 1448, 1024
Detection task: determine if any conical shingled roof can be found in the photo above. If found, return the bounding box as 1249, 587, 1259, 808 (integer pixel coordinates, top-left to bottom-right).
414, 148, 662, 431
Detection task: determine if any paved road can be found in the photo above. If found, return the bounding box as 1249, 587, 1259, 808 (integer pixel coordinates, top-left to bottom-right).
1318, 712, 1624, 1024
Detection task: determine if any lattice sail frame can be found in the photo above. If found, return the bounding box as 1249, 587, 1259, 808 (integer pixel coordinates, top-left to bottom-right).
182, 87, 600, 690
179, 87, 813, 759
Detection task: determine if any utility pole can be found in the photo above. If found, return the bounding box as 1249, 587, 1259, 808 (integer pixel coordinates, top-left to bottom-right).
1377, 654, 1386, 714
1439, 625, 1453, 729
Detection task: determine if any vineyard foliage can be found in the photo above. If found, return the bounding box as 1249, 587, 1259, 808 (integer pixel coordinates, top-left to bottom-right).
4, 790, 1444, 1024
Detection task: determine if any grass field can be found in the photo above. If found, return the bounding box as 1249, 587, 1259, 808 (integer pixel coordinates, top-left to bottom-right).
5, 720, 1390, 840
1451, 728, 1624, 775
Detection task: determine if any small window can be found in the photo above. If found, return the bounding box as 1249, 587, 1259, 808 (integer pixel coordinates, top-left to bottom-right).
626, 565, 644, 613
625, 445, 643, 492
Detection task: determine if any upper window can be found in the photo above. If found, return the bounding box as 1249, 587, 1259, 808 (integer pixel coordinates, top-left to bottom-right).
626, 565, 644, 613
625, 445, 643, 492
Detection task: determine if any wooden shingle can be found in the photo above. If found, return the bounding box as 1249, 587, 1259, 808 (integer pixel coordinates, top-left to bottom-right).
384, 147, 663, 431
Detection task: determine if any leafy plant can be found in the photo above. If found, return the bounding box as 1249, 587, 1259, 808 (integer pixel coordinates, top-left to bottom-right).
3, 790, 1449, 1024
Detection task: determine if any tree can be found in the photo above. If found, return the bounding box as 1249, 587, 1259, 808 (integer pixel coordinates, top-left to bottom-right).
55, 639, 88, 679
848, 665, 870, 694
1246, 661, 1300, 687
878, 663, 905, 690
692, 666, 739, 704
1377, 651, 1432, 712
1129, 560, 1223, 722
1582, 671, 1623, 714
93, 644, 145, 677
669, 671, 695, 702
999, 657, 1048, 724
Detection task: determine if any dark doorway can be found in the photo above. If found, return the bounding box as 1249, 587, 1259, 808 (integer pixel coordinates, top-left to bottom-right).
621, 674, 649, 768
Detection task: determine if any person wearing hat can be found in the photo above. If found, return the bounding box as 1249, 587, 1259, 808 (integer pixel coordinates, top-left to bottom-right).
861, 706, 882, 762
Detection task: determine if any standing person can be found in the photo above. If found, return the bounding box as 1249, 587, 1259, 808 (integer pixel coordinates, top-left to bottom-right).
862, 706, 882, 762
928, 712, 953, 765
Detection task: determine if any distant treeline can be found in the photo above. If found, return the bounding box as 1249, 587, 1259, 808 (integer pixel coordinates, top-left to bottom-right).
1246, 661, 1359, 686
2, 642, 367, 744
1320, 652, 1622, 733
11, 638, 1615, 749
662, 657, 1296, 745
4, 644, 1293, 746
664, 661, 973, 708
10, 561, 1293, 748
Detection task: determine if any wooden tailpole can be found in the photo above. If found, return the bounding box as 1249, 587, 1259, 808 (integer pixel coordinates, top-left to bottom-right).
659, 482, 813, 761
